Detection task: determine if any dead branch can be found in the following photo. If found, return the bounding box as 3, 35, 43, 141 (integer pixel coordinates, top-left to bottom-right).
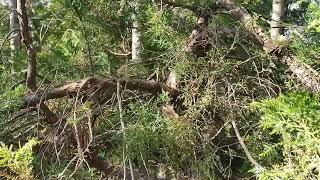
106, 47, 131, 58
24, 77, 179, 105
10, 107, 37, 120
231, 120, 263, 173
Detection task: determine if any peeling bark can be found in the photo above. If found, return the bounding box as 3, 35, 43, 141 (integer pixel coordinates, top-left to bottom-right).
131, 0, 142, 61
283, 55, 320, 92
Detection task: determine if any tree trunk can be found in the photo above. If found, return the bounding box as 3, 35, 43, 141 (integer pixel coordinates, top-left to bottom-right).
6, 0, 21, 51
270, 0, 285, 39
17, 0, 37, 90
131, 0, 142, 62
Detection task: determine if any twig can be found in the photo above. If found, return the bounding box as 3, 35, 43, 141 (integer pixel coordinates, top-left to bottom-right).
0, 10, 20, 21
206, 121, 229, 144
231, 120, 263, 174
140, 151, 150, 178
117, 81, 135, 180
73, 124, 84, 159
70, 1, 95, 76
1, 29, 20, 52
105, 47, 132, 57
10, 107, 37, 120
58, 156, 78, 179
10, 79, 25, 90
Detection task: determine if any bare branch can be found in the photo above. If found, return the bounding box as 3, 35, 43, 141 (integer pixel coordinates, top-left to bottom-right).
231, 120, 263, 173
106, 47, 131, 57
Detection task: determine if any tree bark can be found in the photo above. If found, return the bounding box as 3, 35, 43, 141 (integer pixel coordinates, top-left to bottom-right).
186, 15, 215, 57
270, 0, 285, 39
131, 0, 142, 62
17, 0, 37, 91
216, 0, 277, 52
24, 77, 179, 105
7, 0, 21, 51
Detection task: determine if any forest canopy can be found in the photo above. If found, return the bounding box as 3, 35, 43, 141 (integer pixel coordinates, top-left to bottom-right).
0, 0, 320, 179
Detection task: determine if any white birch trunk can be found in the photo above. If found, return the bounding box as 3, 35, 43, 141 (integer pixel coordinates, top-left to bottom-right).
270, 0, 285, 40
7, 0, 21, 51
131, 1, 142, 62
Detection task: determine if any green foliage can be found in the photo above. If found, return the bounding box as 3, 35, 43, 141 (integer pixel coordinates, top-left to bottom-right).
32, 159, 102, 179
306, 2, 320, 32
108, 95, 195, 174
144, 5, 179, 50
60, 29, 84, 56
0, 85, 26, 121
1, 0, 320, 178
0, 138, 38, 179
251, 92, 320, 179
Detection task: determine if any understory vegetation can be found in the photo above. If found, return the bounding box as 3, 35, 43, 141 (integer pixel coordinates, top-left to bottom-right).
0, 0, 320, 179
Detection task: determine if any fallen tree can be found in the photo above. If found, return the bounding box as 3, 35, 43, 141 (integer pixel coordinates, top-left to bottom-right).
24, 77, 179, 105
8, 0, 318, 178
166, 0, 320, 92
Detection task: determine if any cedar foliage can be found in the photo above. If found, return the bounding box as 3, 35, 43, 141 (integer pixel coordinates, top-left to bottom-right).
0, 0, 320, 179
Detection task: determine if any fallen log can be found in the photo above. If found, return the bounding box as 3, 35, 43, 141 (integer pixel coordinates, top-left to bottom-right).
216, 0, 320, 92
165, 0, 320, 92
24, 77, 179, 105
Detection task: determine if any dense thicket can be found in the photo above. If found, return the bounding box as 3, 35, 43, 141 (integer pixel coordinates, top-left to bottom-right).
0, 0, 319, 179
